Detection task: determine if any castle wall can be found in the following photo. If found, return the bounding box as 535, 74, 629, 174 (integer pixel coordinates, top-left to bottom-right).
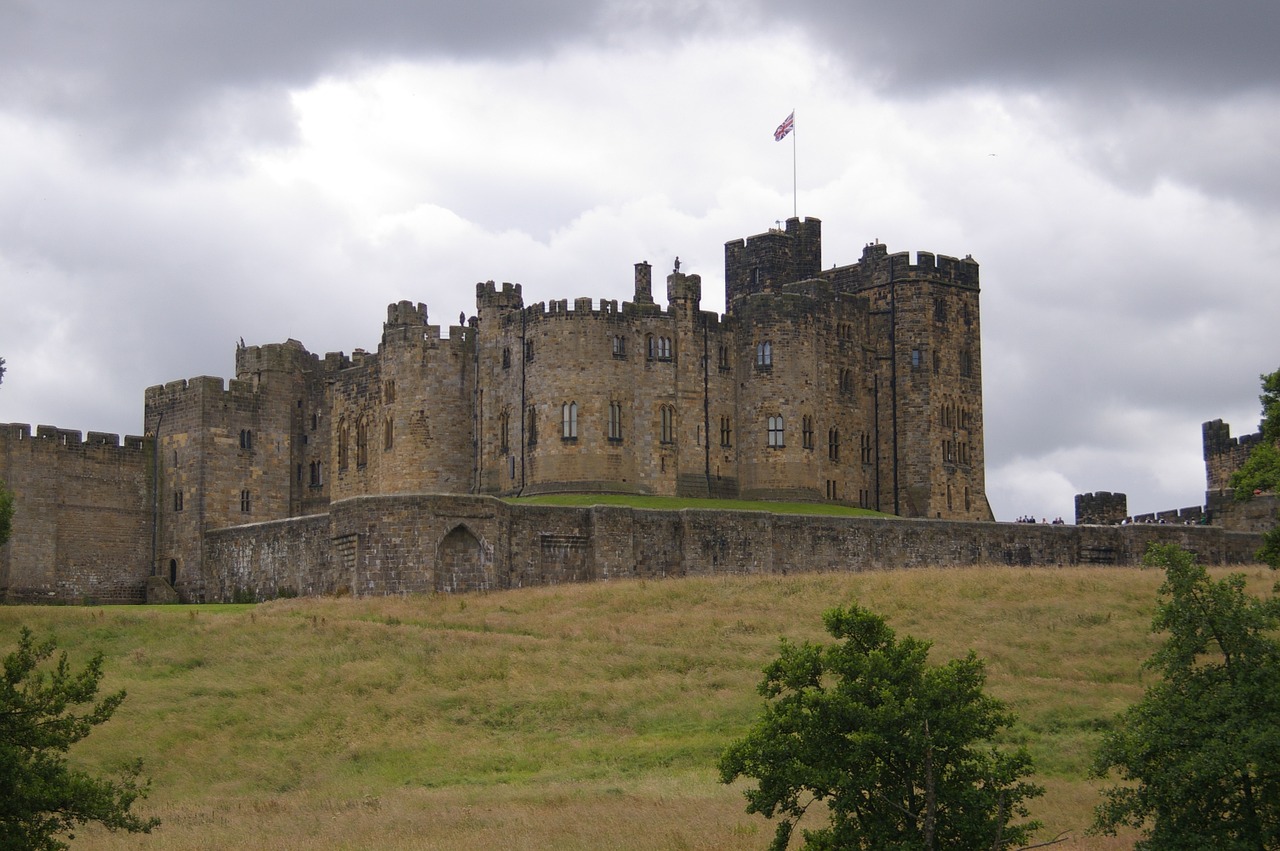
196, 495, 1264, 602
0, 424, 152, 604
203, 513, 334, 602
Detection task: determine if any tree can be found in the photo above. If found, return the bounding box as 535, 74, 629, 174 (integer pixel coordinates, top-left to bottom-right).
0, 355, 6, 387
719, 604, 1043, 851
1, 627, 159, 850
1231, 367, 1280, 500
1092, 544, 1280, 849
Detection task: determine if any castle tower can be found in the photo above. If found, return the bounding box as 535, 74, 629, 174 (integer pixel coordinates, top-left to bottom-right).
145, 339, 328, 601
724, 216, 822, 311
330, 301, 475, 501
833, 241, 990, 521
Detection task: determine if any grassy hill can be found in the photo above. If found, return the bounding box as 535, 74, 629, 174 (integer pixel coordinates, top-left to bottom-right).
5, 564, 1274, 850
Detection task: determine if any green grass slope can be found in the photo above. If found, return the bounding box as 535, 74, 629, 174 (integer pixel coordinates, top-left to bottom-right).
4, 565, 1273, 850
507, 493, 892, 517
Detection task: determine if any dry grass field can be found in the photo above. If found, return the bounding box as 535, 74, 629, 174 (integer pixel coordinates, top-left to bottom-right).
4, 563, 1276, 850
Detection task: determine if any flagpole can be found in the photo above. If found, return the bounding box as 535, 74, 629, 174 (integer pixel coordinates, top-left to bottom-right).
791, 107, 797, 218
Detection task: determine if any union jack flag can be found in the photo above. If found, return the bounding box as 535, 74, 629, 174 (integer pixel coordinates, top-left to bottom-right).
774, 111, 794, 141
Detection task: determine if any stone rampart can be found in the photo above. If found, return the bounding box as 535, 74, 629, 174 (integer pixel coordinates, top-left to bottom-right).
197, 495, 1265, 602
0, 423, 153, 604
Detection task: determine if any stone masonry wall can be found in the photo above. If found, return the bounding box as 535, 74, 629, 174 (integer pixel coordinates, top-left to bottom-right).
197, 495, 1264, 602
0, 424, 152, 604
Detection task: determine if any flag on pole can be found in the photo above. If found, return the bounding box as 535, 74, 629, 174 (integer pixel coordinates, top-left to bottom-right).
774, 111, 794, 141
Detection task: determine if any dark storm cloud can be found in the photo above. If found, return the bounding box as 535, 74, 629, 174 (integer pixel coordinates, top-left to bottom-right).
780, 0, 1280, 95
6, 0, 1276, 160
0, 0, 610, 152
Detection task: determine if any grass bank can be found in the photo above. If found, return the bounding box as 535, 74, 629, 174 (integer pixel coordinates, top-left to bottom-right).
506, 493, 891, 517
4, 564, 1273, 849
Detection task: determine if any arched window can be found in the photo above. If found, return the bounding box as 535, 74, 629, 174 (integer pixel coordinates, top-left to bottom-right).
527, 405, 538, 446
562, 402, 577, 439
756, 340, 772, 367
356, 419, 368, 467
660, 405, 675, 444
608, 402, 623, 441
338, 419, 349, 471
239, 429, 252, 450
802, 415, 814, 449
499, 410, 509, 454
768, 415, 785, 447
384, 417, 394, 451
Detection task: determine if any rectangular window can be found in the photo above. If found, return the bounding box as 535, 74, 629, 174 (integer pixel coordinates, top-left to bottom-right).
959, 349, 973, 378
240, 490, 251, 513
828, 428, 840, 462
502, 347, 511, 369
384, 417, 394, 451
173, 490, 183, 512
718, 345, 731, 371
612, 336, 626, 359
802, 415, 814, 450
911, 348, 922, 370
525, 340, 534, 362
660, 406, 675, 444
720, 416, 732, 447
527, 405, 538, 446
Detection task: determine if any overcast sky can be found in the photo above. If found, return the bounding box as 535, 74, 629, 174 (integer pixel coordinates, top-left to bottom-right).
2, 0, 1277, 522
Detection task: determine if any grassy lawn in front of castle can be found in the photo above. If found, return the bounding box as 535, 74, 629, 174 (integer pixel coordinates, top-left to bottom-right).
506, 492, 894, 517
7, 564, 1271, 849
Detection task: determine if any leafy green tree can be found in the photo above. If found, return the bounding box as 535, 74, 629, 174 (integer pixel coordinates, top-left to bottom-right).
719, 604, 1042, 851
1261, 525, 1280, 570
1, 627, 159, 850
1231, 367, 1280, 500
1092, 544, 1280, 849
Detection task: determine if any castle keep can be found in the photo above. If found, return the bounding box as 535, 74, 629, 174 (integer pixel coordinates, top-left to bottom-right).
1, 217, 1004, 601
9, 215, 1263, 605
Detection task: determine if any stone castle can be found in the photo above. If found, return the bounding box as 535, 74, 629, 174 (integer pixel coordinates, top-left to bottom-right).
1, 217, 1264, 604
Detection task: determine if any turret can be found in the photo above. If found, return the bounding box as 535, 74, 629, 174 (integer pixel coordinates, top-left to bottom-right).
724, 216, 822, 310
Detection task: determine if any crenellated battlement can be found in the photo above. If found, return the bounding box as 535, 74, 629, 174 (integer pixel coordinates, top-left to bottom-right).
520, 297, 628, 320
235, 338, 321, 380
386, 300, 428, 328
0, 422, 147, 452
476, 280, 524, 313
850, 245, 980, 289
1203, 418, 1268, 493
